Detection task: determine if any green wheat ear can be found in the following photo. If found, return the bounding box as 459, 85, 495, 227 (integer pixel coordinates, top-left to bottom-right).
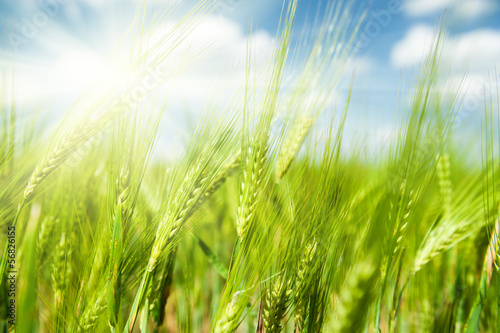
330, 257, 379, 333
293, 239, 319, 331
436, 153, 452, 216
23, 103, 124, 200
262, 274, 292, 333
189, 152, 241, 217
37, 216, 57, 261
78, 290, 107, 332
149, 248, 177, 329
276, 114, 313, 180
213, 291, 249, 333
236, 142, 268, 241
236, 0, 298, 242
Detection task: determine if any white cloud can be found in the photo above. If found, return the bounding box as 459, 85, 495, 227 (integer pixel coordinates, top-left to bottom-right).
404, 0, 453, 16
454, 0, 498, 19
144, 15, 275, 103
391, 25, 500, 72
390, 24, 435, 68
451, 29, 500, 67
391, 25, 500, 120
2, 13, 277, 163
5, 14, 275, 116
404, 0, 498, 20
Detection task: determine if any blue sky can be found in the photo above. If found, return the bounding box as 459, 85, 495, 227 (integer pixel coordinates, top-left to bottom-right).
1, 0, 500, 157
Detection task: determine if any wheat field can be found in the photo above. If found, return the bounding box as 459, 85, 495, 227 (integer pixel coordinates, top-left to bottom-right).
1, 0, 499, 332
